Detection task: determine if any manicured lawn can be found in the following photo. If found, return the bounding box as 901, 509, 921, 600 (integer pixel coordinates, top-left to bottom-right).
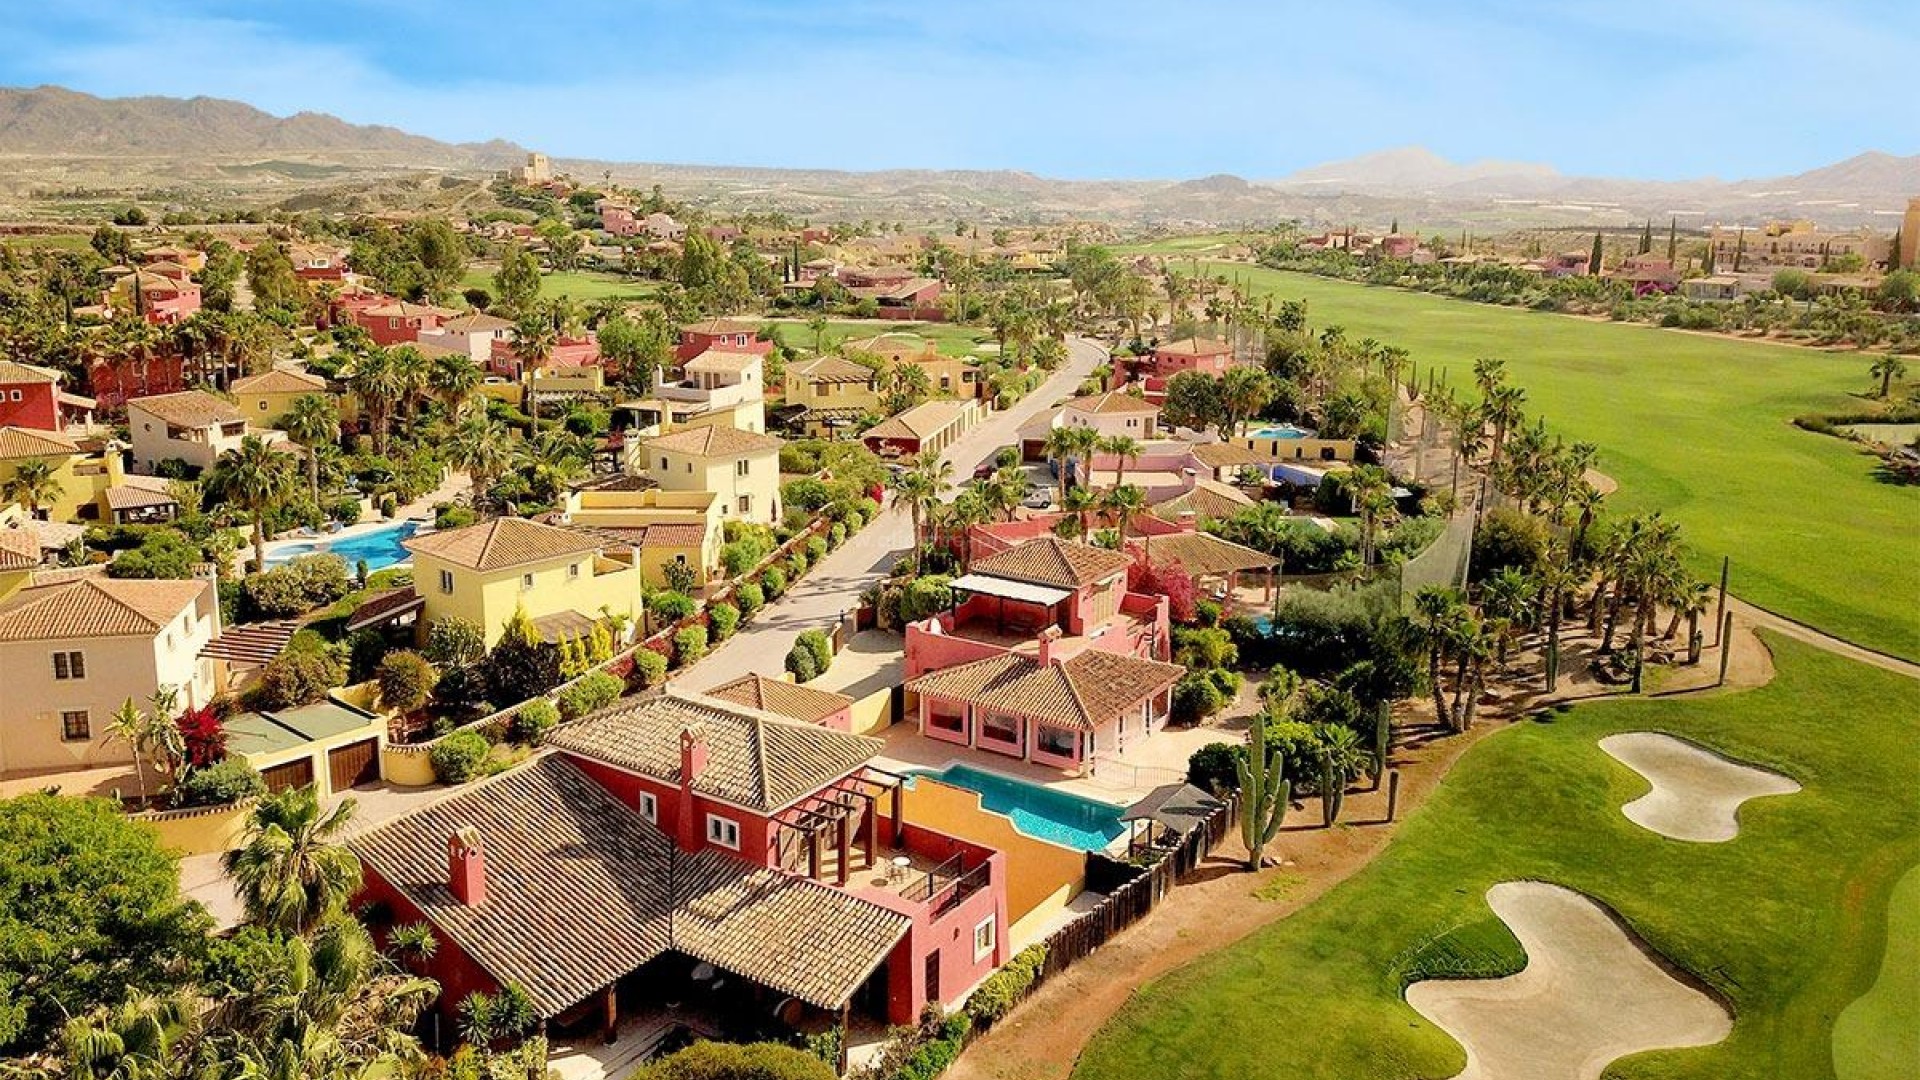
459, 268, 657, 303
1110, 233, 1258, 256
1833, 861, 1920, 1080
758, 318, 999, 359
1180, 263, 1920, 660
1074, 636, 1920, 1080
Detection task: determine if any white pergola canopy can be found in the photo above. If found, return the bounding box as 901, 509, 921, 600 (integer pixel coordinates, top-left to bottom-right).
948, 573, 1072, 606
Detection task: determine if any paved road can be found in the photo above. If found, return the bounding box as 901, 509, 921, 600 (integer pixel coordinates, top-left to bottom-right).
682, 336, 1108, 690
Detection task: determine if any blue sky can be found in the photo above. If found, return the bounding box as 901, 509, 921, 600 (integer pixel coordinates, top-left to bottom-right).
1, 1, 1914, 179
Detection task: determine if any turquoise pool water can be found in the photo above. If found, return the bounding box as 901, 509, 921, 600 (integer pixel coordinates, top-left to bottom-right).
1246, 423, 1314, 440
267, 520, 423, 572
908, 764, 1126, 851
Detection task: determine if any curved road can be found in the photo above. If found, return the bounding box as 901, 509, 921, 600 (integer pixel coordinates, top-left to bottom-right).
682, 336, 1109, 690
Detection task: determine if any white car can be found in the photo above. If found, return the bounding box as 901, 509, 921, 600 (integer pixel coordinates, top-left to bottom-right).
1022, 485, 1053, 510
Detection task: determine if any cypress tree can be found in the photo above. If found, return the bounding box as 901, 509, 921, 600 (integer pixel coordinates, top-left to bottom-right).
1639, 220, 1653, 254
1390, 217, 1399, 235
1891, 227, 1904, 270
1589, 231, 1604, 275
1734, 228, 1746, 272
1667, 217, 1678, 263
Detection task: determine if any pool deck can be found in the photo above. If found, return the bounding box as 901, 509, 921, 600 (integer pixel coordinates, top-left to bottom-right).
873, 722, 1216, 808
260, 516, 430, 566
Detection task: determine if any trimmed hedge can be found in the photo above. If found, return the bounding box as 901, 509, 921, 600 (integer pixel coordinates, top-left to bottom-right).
673, 626, 709, 667
430, 729, 491, 784
966, 944, 1049, 1027
707, 602, 740, 641
510, 699, 560, 746
556, 670, 622, 720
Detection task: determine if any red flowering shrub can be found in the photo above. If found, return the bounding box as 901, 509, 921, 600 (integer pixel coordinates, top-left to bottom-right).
1126, 548, 1199, 625
176, 703, 228, 769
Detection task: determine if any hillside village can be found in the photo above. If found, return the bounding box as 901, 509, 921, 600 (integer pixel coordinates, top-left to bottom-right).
1, 144, 1916, 1080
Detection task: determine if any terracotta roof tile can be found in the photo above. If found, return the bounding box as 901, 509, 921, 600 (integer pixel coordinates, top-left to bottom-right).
0, 426, 80, 460
550, 690, 881, 812
0, 528, 40, 570
404, 517, 602, 573
906, 649, 1183, 731
1131, 531, 1274, 576
683, 350, 763, 374
1064, 390, 1158, 415
642, 425, 783, 458
1153, 479, 1255, 522
968, 537, 1131, 590
0, 361, 58, 385
1155, 337, 1232, 357
862, 399, 976, 442
0, 577, 207, 641
229, 368, 329, 395
681, 318, 761, 336
705, 674, 853, 725
128, 391, 243, 428
788, 356, 878, 384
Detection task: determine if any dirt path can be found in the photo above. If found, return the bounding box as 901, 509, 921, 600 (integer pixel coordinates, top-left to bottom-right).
948, 616, 1777, 1080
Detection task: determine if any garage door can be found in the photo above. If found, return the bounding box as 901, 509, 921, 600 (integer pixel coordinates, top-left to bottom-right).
328, 738, 380, 792
261, 757, 314, 794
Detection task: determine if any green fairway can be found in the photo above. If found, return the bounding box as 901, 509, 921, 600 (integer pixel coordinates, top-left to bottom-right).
758, 318, 998, 359
460, 268, 657, 303
1074, 636, 1920, 1080
1181, 263, 1920, 660
1833, 861, 1920, 1080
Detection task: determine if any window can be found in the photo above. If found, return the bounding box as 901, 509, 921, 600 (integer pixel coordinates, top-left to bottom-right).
706, 814, 740, 850
61, 710, 91, 742
813, 383, 828, 398
388, 317, 400, 329
737, 495, 752, 515
928, 706, 965, 734
685, 462, 694, 474
258, 401, 268, 411
659, 455, 669, 470
52, 651, 85, 680
568, 562, 581, 580
1037, 726, 1078, 759
521, 573, 534, 591
638, 791, 658, 823
6, 390, 19, 402
735, 459, 750, 477
973, 917, 996, 961
981, 712, 1021, 746
734, 333, 748, 346
439, 569, 455, 594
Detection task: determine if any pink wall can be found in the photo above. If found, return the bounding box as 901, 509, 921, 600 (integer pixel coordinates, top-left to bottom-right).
905, 616, 1011, 679
0, 381, 58, 431
562, 752, 779, 866
357, 868, 505, 1030
861, 821, 1008, 1024
1149, 349, 1231, 378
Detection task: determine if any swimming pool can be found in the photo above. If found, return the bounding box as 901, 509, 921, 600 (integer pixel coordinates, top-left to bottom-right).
1246, 423, 1315, 440
267, 520, 423, 572
907, 763, 1126, 851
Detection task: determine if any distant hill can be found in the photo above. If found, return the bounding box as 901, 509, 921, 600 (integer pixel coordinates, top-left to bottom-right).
1279, 147, 1561, 191
0, 85, 524, 164
1735, 151, 1920, 199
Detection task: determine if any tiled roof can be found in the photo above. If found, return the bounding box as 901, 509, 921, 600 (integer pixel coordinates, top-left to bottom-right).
550, 690, 882, 812
362, 301, 457, 319
862, 399, 975, 442
0, 360, 58, 385
0, 577, 206, 641
439, 312, 515, 333
1189, 442, 1268, 468
403, 517, 601, 572
1064, 390, 1158, 416
705, 674, 853, 725
1153, 479, 1255, 522
967, 536, 1131, 590
0, 426, 80, 460
0, 528, 39, 570
906, 649, 1184, 731
200, 620, 298, 665
788, 356, 877, 385
681, 318, 761, 336
1155, 337, 1232, 356
642, 425, 783, 458
128, 391, 243, 428
1132, 531, 1274, 576
350, 755, 908, 1017
230, 368, 329, 395
105, 484, 179, 512
683, 350, 763, 374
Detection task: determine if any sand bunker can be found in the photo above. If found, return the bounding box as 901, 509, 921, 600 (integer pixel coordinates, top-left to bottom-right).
1600, 732, 1800, 842
1407, 882, 1730, 1080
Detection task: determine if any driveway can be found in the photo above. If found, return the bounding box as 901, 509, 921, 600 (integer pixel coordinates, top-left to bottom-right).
682, 337, 1107, 691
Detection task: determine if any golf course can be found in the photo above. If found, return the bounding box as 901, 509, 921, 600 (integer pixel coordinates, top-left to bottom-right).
1074, 636, 1920, 1080
1177, 263, 1920, 662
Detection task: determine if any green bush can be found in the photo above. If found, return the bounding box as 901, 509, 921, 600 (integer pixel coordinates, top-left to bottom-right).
631, 648, 669, 689
435, 504, 476, 530
642, 1040, 835, 1080
242, 554, 353, 619
1171, 671, 1227, 724
430, 729, 491, 784
248, 645, 344, 711
1186, 742, 1244, 793
966, 944, 1048, 1027
557, 670, 622, 720
707, 602, 740, 641
760, 567, 788, 599
1193, 598, 1223, 627
805, 536, 827, 562
828, 522, 847, 549
1205, 666, 1242, 700
649, 590, 697, 624
898, 576, 954, 622
796, 629, 833, 673
734, 582, 765, 616
376, 650, 438, 714
510, 699, 560, 745
672, 626, 708, 667
785, 643, 819, 683
175, 758, 267, 807
782, 477, 835, 512
425, 617, 486, 668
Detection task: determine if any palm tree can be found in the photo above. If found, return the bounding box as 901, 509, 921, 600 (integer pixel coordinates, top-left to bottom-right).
223, 787, 363, 934
1062, 485, 1099, 538
104, 698, 158, 807
427, 351, 482, 414
1219, 365, 1275, 439
1481, 384, 1527, 477
1099, 483, 1146, 540
1478, 566, 1539, 667
60, 992, 189, 1080
1042, 425, 1081, 507
515, 428, 591, 504
1410, 586, 1467, 728
280, 393, 339, 501
1064, 424, 1101, 495
445, 412, 511, 497
942, 487, 992, 567
387, 345, 430, 424
211, 435, 296, 573
1099, 434, 1142, 490
347, 348, 403, 456
1346, 464, 1394, 566
805, 314, 830, 355
1, 457, 64, 519
888, 449, 952, 573
1870, 355, 1908, 398
511, 313, 558, 426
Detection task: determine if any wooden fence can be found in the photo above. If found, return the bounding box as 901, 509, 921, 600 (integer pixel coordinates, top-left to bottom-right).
1034, 792, 1240, 982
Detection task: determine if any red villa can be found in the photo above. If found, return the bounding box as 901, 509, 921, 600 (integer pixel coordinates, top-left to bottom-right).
0, 361, 94, 433
1146, 337, 1234, 379
352, 301, 457, 347
351, 690, 1008, 1046
676, 318, 771, 363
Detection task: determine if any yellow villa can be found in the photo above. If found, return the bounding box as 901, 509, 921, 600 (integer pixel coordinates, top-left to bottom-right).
229, 367, 333, 425
638, 424, 784, 526
550, 481, 724, 588
779, 355, 881, 436
404, 517, 643, 649
0, 427, 124, 523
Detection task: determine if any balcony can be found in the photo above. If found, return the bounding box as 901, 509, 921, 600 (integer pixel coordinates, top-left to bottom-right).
652, 378, 758, 410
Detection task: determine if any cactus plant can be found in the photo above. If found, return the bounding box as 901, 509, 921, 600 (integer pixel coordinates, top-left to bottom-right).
1320, 752, 1345, 827
1236, 714, 1291, 870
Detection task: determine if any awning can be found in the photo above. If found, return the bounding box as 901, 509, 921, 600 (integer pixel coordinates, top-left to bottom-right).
344, 588, 425, 632
947, 573, 1072, 606
1123, 783, 1225, 835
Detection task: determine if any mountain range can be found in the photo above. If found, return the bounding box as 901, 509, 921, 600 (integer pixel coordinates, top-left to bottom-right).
0, 86, 1912, 228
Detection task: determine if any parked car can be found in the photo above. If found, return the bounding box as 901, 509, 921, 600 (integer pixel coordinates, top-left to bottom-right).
1022, 485, 1053, 510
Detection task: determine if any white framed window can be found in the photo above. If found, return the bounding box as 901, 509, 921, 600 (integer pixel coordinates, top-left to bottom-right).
706, 814, 740, 850
52, 651, 86, 680
60, 709, 91, 742
439, 570, 455, 594
521, 573, 534, 591
973, 916, 996, 961
737, 495, 751, 515
638, 791, 658, 823
7, 390, 19, 402
258, 401, 268, 411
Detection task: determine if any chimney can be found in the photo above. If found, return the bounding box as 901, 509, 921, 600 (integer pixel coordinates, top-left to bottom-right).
448, 827, 485, 906
1036, 625, 1064, 667
676, 724, 707, 851
1179, 510, 1198, 532
1181, 467, 1198, 492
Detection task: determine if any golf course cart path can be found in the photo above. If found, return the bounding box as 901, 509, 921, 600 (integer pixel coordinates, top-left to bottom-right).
1600, 732, 1801, 842
1406, 882, 1731, 1080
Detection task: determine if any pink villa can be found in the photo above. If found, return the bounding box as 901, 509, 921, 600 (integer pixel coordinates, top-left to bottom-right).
903, 537, 1181, 770
1147, 337, 1234, 379
675, 318, 771, 362
352, 301, 457, 347
351, 690, 1009, 1048
0, 361, 94, 433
